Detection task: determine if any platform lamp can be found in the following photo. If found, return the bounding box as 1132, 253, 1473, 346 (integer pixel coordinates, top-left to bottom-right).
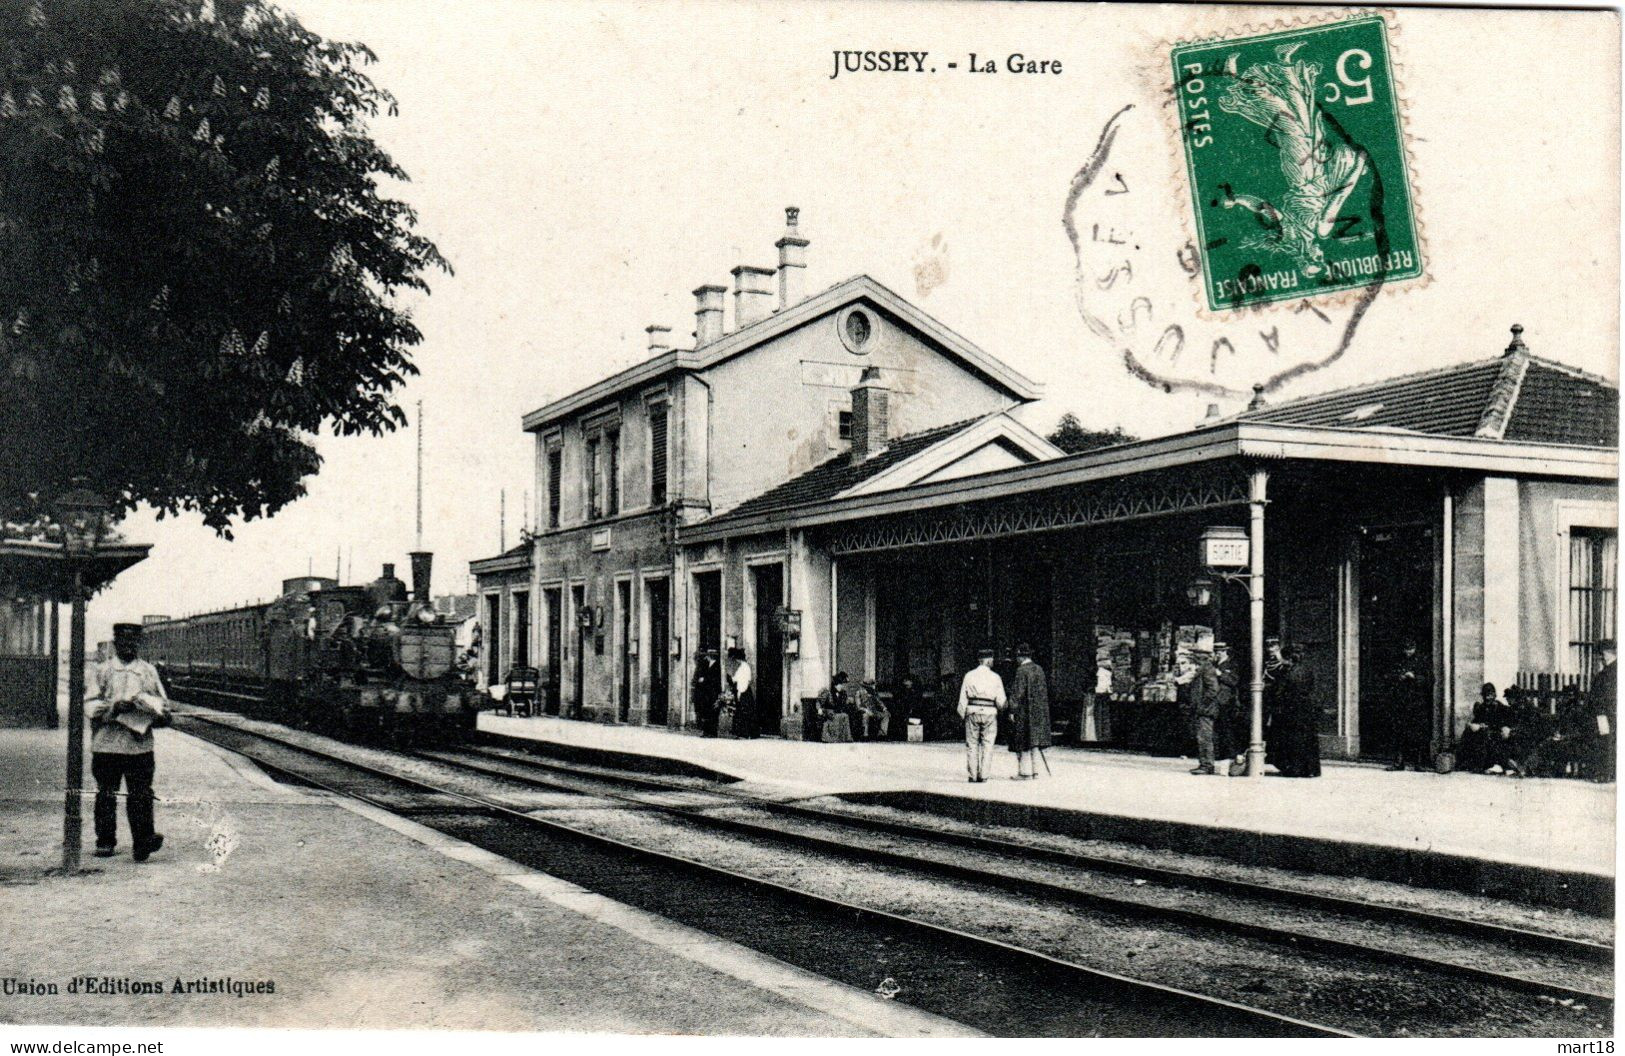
54, 480, 109, 872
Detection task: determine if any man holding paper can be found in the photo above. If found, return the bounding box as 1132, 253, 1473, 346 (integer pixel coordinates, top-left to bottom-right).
86, 623, 169, 861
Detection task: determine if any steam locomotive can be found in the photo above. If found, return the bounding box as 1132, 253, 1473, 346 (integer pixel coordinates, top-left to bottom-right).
142, 552, 481, 743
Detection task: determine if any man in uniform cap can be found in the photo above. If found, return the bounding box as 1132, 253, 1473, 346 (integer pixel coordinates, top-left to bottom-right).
957, 647, 1007, 783
86, 623, 169, 861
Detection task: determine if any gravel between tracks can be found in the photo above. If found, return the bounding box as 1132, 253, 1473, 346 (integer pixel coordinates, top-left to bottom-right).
532, 802, 1607, 1038
794, 796, 1615, 943
692, 801, 1614, 995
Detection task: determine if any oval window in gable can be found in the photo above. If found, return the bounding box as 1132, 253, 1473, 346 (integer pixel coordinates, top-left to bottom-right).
837, 305, 873, 355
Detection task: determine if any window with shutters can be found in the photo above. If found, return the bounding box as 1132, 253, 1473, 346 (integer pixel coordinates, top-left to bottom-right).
546, 444, 561, 528
605, 428, 620, 516
649, 403, 668, 507
586, 436, 601, 520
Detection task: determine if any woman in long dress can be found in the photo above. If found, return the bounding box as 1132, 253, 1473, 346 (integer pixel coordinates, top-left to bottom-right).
726, 647, 758, 739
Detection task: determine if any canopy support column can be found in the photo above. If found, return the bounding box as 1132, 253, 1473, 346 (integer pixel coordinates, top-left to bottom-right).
1246, 467, 1270, 778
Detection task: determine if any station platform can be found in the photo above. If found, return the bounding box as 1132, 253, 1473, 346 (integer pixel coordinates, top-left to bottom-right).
479, 713, 1617, 911
0, 708, 965, 1035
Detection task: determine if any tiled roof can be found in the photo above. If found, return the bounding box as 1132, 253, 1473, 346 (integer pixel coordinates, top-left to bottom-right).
1504, 361, 1619, 447
470, 540, 532, 569
1238, 348, 1617, 447
715, 417, 986, 522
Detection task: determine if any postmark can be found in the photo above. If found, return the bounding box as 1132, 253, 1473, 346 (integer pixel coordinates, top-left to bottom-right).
1064, 11, 1428, 397
1066, 103, 1380, 398
1172, 14, 1423, 312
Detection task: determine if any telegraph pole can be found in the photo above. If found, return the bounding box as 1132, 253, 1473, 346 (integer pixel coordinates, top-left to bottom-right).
415, 399, 424, 552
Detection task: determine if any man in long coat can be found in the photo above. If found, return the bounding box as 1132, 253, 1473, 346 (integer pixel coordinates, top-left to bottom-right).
1267, 641, 1321, 777
1382, 639, 1431, 770
1212, 642, 1245, 774
1007, 643, 1052, 780
1586, 640, 1616, 782
690, 650, 722, 737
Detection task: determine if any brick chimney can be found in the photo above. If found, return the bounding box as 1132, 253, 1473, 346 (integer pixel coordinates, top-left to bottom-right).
776, 206, 808, 310
732, 265, 775, 329
693, 284, 726, 346
850, 366, 889, 461
645, 324, 672, 353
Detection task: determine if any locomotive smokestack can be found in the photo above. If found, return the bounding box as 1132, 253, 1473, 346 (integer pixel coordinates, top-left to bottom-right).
409, 551, 433, 603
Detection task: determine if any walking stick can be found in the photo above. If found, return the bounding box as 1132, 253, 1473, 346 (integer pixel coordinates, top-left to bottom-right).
1038, 746, 1053, 776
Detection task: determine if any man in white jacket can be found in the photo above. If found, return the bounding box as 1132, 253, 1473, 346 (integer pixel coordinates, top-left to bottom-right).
86, 623, 169, 861
957, 648, 1007, 783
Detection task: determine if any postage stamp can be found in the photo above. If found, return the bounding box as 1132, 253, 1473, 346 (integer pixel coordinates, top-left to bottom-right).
1171, 14, 1423, 312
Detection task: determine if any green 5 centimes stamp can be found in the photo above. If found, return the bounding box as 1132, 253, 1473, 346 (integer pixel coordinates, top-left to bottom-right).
1172, 15, 1423, 311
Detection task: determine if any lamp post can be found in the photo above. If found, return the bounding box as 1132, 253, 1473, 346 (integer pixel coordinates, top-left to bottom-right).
54, 482, 109, 872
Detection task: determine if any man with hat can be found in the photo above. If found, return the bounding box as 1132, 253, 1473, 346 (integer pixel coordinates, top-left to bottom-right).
1382, 638, 1431, 771
1184, 645, 1221, 775
85, 623, 169, 861
1007, 643, 1052, 780
1212, 642, 1245, 775
690, 648, 723, 737
957, 647, 1007, 783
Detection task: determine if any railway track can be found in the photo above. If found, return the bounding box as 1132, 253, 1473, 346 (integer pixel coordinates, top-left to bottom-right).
173, 711, 1345, 1038
421, 741, 1615, 1003
449, 738, 1616, 972
175, 711, 1611, 1037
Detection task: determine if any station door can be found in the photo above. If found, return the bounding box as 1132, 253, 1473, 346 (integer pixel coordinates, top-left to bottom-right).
1358, 523, 1436, 757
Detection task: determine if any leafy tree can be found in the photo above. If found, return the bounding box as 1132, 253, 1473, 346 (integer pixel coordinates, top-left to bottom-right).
1046, 412, 1136, 454
0, 0, 448, 537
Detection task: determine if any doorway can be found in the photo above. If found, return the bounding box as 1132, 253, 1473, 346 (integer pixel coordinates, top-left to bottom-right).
485, 593, 501, 684
571, 584, 586, 715
751, 563, 785, 732
543, 587, 562, 714
1357, 523, 1436, 757
512, 591, 531, 668
647, 578, 670, 725
617, 580, 633, 722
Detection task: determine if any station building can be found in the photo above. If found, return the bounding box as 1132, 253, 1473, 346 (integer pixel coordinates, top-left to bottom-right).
474, 210, 1618, 760
473, 208, 1055, 723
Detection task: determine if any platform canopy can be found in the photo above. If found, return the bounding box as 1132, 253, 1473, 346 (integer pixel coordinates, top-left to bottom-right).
0, 538, 151, 602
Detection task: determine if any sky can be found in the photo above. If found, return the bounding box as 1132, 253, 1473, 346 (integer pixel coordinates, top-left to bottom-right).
87, 0, 1621, 644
